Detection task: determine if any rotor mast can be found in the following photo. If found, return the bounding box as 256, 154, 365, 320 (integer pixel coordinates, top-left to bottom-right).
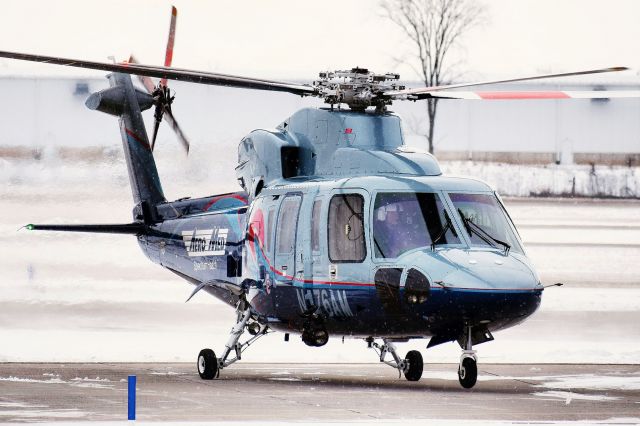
313, 67, 405, 112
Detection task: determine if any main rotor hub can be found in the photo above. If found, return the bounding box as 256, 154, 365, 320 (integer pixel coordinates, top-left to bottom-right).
313, 67, 405, 111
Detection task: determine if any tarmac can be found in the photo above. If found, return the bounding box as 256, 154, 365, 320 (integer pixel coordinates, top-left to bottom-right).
0, 363, 638, 423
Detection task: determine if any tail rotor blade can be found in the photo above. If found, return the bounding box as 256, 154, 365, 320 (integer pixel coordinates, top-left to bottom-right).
157, 5, 188, 154
163, 107, 190, 153
131, 6, 186, 154
161, 5, 177, 87
151, 103, 163, 151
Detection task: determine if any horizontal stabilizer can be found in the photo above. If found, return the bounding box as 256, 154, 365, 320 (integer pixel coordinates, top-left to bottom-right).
24, 223, 145, 235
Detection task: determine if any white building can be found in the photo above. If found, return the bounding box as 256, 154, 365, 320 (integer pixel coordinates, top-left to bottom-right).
0, 75, 638, 165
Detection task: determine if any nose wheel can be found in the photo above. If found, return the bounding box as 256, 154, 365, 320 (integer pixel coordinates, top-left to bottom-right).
458, 355, 477, 388
457, 325, 478, 389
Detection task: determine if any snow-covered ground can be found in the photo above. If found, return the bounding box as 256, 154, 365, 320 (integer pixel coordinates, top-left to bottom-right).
1, 150, 639, 200
442, 161, 640, 198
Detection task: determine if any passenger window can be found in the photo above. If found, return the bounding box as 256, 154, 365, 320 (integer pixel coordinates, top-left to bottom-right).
328, 194, 366, 262
266, 208, 274, 253
311, 199, 322, 253
276, 196, 301, 254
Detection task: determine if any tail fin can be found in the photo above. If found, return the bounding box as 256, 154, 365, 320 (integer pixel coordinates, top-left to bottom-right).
86, 72, 166, 212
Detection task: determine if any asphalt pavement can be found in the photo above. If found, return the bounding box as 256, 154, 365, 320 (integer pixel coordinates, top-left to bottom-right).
0, 363, 638, 423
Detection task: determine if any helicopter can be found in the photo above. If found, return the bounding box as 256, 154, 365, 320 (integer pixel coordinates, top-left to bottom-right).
2, 7, 639, 390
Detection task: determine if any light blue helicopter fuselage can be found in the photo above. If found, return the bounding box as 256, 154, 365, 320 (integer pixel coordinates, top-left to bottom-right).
146, 106, 542, 348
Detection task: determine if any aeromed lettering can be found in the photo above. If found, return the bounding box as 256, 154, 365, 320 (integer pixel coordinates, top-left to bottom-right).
181, 228, 228, 257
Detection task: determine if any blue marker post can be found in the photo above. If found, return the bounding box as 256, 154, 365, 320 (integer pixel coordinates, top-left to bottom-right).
128, 375, 136, 420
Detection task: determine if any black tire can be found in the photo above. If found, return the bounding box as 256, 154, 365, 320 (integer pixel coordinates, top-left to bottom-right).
458, 357, 477, 389
403, 350, 423, 381
197, 348, 218, 380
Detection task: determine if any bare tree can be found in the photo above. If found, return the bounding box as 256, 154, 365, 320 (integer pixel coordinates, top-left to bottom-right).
382, 0, 486, 154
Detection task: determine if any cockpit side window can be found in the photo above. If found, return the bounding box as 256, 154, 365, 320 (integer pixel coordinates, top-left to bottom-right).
328, 194, 366, 263
449, 193, 523, 254
373, 192, 459, 258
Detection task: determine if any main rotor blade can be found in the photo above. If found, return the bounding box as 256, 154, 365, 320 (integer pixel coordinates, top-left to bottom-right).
161, 5, 177, 87
0, 50, 316, 96
413, 90, 640, 100
386, 67, 629, 99
128, 55, 157, 93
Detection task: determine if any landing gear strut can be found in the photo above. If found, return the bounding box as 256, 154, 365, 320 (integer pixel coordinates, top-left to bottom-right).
197, 296, 268, 380
367, 338, 423, 381
458, 326, 478, 389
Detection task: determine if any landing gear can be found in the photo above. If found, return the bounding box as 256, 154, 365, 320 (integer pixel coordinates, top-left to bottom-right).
458, 325, 478, 389
368, 338, 423, 381
301, 307, 329, 347
404, 350, 423, 381
197, 348, 218, 380
301, 327, 329, 347
458, 356, 477, 389
197, 296, 268, 380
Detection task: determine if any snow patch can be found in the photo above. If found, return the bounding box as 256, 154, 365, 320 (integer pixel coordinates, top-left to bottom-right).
0, 409, 87, 419
442, 162, 640, 198
0, 375, 114, 389
538, 375, 640, 391
532, 390, 620, 403
0, 401, 46, 408
0, 376, 66, 384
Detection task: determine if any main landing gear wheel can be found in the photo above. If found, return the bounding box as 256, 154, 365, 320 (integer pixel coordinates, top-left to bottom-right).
197, 296, 270, 381
403, 350, 423, 381
458, 357, 477, 389
368, 338, 423, 381
197, 348, 218, 380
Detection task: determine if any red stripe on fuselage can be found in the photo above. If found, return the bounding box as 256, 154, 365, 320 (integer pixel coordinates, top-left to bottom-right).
125, 128, 152, 151
204, 193, 248, 211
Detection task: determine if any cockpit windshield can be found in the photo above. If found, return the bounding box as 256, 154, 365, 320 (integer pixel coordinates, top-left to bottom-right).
449, 193, 523, 254
373, 192, 460, 258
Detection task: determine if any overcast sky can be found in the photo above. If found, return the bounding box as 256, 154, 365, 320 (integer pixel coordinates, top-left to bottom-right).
1, 0, 639, 83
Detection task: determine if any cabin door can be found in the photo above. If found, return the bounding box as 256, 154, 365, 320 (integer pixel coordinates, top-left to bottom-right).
273, 193, 302, 285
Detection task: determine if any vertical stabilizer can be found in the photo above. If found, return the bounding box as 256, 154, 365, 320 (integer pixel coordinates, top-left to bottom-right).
86, 72, 166, 210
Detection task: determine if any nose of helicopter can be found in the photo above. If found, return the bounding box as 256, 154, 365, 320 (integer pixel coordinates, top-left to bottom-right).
431, 250, 543, 329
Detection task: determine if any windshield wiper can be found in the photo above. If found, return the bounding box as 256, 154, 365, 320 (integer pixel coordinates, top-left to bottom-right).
373, 236, 387, 258
431, 210, 457, 251
457, 208, 511, 255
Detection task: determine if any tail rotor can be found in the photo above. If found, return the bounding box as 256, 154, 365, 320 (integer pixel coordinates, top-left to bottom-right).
129, 5, 190, 154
